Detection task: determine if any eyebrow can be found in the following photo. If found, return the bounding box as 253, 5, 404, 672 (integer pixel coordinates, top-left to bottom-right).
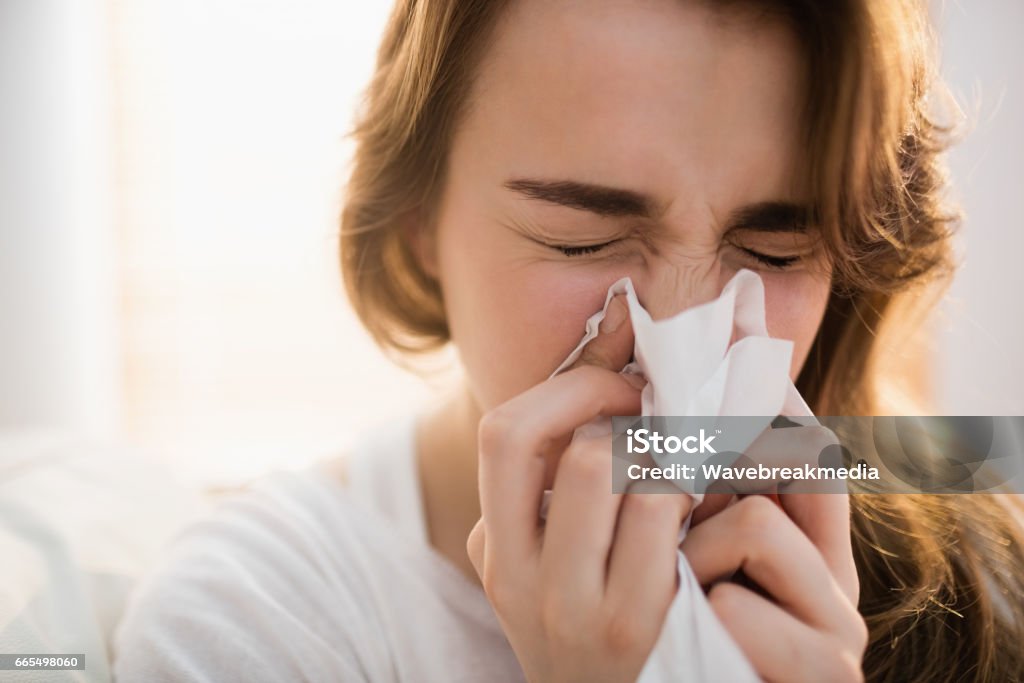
503, 178, 659, 218
726, 201, 814, 233
503, 177, 814, 232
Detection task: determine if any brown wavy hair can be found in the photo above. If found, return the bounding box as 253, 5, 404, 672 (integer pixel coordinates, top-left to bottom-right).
339, 1, 1024, 680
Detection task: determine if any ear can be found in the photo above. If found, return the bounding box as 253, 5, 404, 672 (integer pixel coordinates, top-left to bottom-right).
403, 210, 439, 279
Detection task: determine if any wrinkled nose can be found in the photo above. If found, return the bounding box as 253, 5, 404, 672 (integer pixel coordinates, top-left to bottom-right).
633, 255, 728, 321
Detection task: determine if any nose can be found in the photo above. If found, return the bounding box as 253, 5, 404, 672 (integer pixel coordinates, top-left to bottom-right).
632, 256, 732, 321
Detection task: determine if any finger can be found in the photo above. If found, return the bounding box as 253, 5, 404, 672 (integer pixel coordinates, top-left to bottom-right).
606, 482, 693, 618
769, 426, 854, 599
541, 434, 624, 603
770, 429, 855, 601
734, 424, 858, 602
478, 365, 642, 569
721, 424, 857, 602
779, 490, 856, 603
707, 582, 862, 683
565, 294, 636, 374
680, 495, 857, 639
467, 520, 535, 626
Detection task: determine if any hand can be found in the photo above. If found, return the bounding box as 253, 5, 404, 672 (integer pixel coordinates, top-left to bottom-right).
467, 295, 690, 683
682, 491, 868, 682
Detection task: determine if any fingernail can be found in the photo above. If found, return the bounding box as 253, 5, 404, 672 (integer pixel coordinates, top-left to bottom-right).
600, 296, 627, 334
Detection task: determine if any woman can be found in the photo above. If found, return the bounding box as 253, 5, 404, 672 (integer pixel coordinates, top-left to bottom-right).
113, 1, 1024, 681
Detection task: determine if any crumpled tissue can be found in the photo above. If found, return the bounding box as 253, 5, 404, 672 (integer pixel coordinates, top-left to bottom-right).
546, 268, 817, 682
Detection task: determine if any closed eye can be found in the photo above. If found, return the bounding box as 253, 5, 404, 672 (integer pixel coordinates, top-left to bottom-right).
551, 240, 801, 269
738, 247, 800, 269
551, 240, 618, 257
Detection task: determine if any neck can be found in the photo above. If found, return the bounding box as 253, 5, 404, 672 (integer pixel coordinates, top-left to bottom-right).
415, 380, 484, 582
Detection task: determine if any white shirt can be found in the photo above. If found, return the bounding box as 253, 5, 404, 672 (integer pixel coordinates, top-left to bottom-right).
112, 415, 525, 682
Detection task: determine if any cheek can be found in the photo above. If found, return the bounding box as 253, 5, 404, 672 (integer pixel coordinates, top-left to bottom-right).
761, 271, 831, 380
439, 227, 616, 410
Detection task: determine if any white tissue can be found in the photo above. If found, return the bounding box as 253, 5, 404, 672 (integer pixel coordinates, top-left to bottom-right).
547, 268, 816, 683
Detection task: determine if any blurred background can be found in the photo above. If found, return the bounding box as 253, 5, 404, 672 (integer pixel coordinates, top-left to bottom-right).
1, 0, 1022, 486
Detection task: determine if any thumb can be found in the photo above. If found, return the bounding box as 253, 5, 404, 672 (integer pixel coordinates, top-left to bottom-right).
567, 294, 636, 374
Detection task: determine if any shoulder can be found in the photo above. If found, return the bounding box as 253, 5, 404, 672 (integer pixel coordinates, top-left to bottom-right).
112, 465, 378, 682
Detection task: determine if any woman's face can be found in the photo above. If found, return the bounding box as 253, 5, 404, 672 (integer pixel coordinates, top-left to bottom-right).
428, 0, 832, 412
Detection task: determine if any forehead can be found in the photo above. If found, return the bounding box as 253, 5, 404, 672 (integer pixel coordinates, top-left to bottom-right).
454, 0, 808, 211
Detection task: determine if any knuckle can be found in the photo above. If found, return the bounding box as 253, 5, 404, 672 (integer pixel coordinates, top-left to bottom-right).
832, 587, 869, 653
734, 494, 782, 538
480, 566, 513, 613
850, 613, 870, 654
626, 491, 676, 520
465, 523, 484, 564
602, 609, 651, 657
562, 441, 607, 487
707, 582, 745, 622
478, 409, 517, 457
840, 561, 862, 604
834, 649, 865, 683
